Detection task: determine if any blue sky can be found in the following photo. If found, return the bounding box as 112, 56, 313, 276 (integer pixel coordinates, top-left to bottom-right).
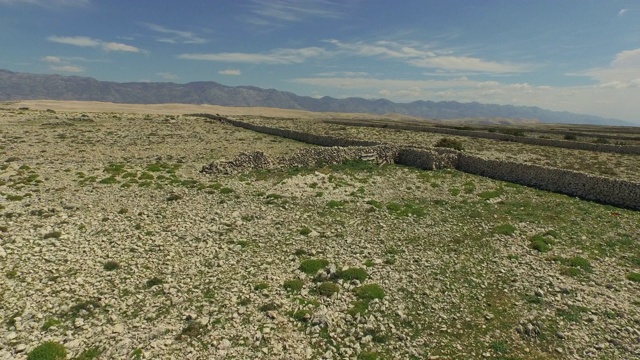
1, 0, 639, 122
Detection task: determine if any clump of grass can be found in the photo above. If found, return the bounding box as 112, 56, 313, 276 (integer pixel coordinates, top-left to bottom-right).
385, 202, 426, 217
103, 260, 120, 271
348, 300, 370, 316
299, 259, 329, 275
253, 282, 269, 291
41, 318, 62, 331
146, 277, 164, 288
43, 231, 62, 239
27, 341, 67, 360
478, 189, 503, 200
299, 227, 312, 236
490, 340, 510, 354
219, 187, 234, 194
117, 208, 129, 215
493, 224, 516, 236
98, 176, 118, 185
568, 256, 592, 272
74, 347, 102, 360
259, 302, 279, 312
564, 134, 578, 141
434, 137, 464, 151
327, 200, 345, 209
291, 309, 311, 322
294, 249, 308, 256
529, 233, 555, 252
354, 284, 385, 301
337, 267, 369, 282
283, 279, 304, 293
317, 282, 340, 297
358, 351, 381, 360
627, 272, 640, 282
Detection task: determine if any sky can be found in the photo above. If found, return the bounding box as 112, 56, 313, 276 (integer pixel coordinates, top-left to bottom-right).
1, 0, 639, 122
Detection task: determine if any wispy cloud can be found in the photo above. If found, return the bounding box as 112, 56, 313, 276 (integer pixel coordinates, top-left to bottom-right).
157, 72, 179, 80
41, 55, 84, 73
49, 65, 84, 73
618, 9, 628, 17
0, 0, 89, 7
178, 47, 328, 64
574, 48, 640, 87
219, 69, 242, 75
48, 35, 144, 53
244, 0, 348, 26
326, 39, 532, 74
41, 55, 62, 63
143, 23, 207, 44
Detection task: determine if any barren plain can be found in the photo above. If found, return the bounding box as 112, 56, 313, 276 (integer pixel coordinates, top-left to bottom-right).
1, 102, 639, 360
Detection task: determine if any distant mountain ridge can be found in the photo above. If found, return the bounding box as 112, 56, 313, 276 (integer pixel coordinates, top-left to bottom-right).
0, 69, 631, 125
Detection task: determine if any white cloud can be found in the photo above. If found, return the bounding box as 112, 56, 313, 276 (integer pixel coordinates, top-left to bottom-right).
143, 23, 207, 44
157, 72, 179, 80
48, 35, 143, 53
0, 0, 88, 7
178, 47, 328, 64
618, 9, 628, 16
50, 65, 84, 73
219, 69, 242, 75
577, 48, 640, 86
245, 0, 346, 25
48, 36, 100, 47
102, 42, 141, 53
41, 56, 62, 63
325, 39, 532, 74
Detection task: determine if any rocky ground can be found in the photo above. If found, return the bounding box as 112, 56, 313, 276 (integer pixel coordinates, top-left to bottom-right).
1, 108, 639, 359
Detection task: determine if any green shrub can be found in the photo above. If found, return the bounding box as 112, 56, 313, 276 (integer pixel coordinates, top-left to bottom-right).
253, 282, 269, 291
103, 261, 120, 271
27, 341, 67, 360
529, 234, 555, 252
626, 272, 640, 282
354, 284, 385, 301
146, 277, 164, 288
43, 231, 62, 239
299, 259, 329, 275
564, 134, 578, 141
317, 282, 340, 296
493, 224, 516, 235
299, 227, 312, 236
568, 256, 592, 272
283, 279, 304, 293
434, 137, 464, 151
337, 268, 369, 282
219, 187, 234, 194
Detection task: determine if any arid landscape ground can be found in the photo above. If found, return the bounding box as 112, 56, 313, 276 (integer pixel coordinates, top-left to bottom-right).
1, 101, 639, 360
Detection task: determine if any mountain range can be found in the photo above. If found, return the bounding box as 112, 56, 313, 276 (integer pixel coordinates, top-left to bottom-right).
0, 69, 632, 125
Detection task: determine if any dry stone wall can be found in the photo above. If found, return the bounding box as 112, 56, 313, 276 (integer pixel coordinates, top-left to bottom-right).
324, 120, 640, 155
201, 145, 399, 175
194, 114, 640, 210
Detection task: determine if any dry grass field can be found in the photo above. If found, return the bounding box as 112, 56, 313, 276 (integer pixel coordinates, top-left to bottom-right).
1, 103, 639, 360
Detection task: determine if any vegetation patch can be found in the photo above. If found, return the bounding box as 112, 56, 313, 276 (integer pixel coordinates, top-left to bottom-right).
27, 341, 67, 360
354, 284, 385, 301
337, 267, 369, 282
529, 233, 556, 252
493, 224, 516, 236
317, 281, 340, 296
299, 259, 329, 275
434, 137, 464, 151
283, 279, 304, 293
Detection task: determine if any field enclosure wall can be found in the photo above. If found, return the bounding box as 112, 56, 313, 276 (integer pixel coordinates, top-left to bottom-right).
194, 114, 640, 210
324, 120, 640, 155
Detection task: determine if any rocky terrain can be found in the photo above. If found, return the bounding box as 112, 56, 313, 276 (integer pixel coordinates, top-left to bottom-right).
1, 106, 639, 359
